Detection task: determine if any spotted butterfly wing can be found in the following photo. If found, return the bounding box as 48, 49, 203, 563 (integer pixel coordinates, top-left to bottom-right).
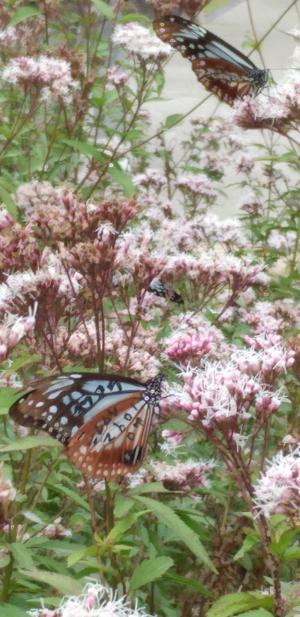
9, 373, 163, 479
153, 15, 269, 105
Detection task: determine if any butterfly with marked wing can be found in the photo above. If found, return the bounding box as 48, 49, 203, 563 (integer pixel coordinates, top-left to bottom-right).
9, 372, 163, 480
153, 15, 269, 106
148, 278, 183, 304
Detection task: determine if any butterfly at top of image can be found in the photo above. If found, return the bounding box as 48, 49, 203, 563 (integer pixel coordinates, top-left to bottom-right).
153, 15, 269, 106
9, 373, 164, 480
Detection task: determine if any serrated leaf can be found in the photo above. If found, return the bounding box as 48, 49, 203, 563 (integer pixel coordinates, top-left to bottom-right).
130, 556, 174, 591
91, 0, 114, 19
206, 593, 273, 617
108, 163, 136, 198
134, 496, 216, 572
107, 512, 146, 543
20, 569, 82, 595
9, 6, 40, 26
0, 435, 60, 452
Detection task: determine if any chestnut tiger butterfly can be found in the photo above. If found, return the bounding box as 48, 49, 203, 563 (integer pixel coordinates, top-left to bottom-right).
153, 15, 269, 106
9, 373, 163, 479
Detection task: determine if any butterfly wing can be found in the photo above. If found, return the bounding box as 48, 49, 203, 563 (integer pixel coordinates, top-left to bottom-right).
153, 15, 268, 105
67, 395, 156, 479
9, 373, 147, 446
9, 373, 162, 479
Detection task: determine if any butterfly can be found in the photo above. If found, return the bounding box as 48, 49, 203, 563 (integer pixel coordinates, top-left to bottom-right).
9, 373, 163, 480
149, 278, 183, 304
153, 15, 269, 106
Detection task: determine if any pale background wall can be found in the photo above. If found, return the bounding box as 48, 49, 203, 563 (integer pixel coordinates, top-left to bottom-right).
142, 0, 300, 216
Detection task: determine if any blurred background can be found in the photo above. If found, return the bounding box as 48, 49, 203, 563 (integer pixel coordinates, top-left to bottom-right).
125, 0, 300, 216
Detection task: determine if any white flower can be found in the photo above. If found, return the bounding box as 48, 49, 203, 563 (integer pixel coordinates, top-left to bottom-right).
2, 56, 78, 101
113, 23, 171, 61
27, 582, 155, 617
254, 446, 300, 517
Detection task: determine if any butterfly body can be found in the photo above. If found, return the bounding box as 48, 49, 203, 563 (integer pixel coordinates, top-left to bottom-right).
148, 278, 183, 304
153, 15, 269, 105
10, 373, 163, 479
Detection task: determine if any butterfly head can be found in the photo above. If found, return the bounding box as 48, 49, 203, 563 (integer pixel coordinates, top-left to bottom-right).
250, 68, 270, 94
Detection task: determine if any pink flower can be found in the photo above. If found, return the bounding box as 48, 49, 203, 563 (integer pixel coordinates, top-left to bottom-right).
176, 174, 217, 200
165, 329, 219, 364
107, 66, 128, 87
152, 459, 215, 491
113, 23, 171, 61
134, 169, 166, 191
2, 56, 78, 101
39, 517, 72, 540
0, 207, 14, 230
161, 429, 184, 450
0, 463, 16, 507
254, 446, 300, 517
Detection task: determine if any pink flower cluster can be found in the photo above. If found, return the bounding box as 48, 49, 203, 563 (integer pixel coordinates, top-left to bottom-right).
170, 330, 291, 435
254, 446, 300, 517
2, 56, 78, 101
0, 311, 36, 362
165, 316, 224, 365
176, 174, 217, 201
232, 73, 300, 132
113, 23, 171, 61
163, 252, 268, 296
151, 459, 215, 491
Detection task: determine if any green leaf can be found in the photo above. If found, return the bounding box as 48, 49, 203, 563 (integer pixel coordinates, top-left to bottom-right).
67, 545, 97, 567
0, 183, 17, 217
130, 481, 169, 495
134, 496, 217, 572
108, 163, 136, 198
119, 13, 150, 25
91, 0, 114, 20
238, 611, 274, 617
164, 573, 213, 598
0, 387, 18, 416
9, 6, 40, 26
206, 593, 273, 617
0, 604, 28, 617
11, 543, 35, 570
61, 139, 106, 163
164, 114, 184, 129
0, 435, 60, 452
107, 512, 146, 543
130, 556, 174, 591
20, 569, 82, 595
233, 531, 259, 561
283, 546, 300, 561
52, 484, 89, 511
